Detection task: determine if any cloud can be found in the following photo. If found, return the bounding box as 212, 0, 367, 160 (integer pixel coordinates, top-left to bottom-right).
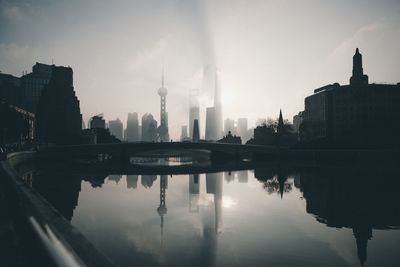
1, 5, 24, 22
0, 43, 37, 75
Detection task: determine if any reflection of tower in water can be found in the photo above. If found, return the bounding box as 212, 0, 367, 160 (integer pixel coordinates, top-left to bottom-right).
157, 175, 168, 245
189, 174, 200, 213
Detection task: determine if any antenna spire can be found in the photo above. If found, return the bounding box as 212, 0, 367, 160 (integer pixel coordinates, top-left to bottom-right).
162, 64, 165, 88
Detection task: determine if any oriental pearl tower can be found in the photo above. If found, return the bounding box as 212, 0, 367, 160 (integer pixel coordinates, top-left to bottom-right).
157, 69, 170, 142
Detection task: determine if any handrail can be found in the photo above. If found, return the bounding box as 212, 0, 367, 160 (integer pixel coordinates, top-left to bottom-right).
28, 216, 84, 267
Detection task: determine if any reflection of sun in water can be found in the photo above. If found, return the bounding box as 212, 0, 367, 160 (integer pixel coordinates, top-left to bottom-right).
223, 196, 237, 208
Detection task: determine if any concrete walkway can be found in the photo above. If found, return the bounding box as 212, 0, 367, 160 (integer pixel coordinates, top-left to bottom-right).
0, 185, 27, 267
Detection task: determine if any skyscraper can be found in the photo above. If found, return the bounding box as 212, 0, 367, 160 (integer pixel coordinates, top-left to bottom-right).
192, 119, 200, 142
224, 118, 235, 135
189, 89, 200, 139
157, 70, 169, 142
35, 66, 82, 143
205, 107, 217, 140
205, 72, 223, 140
141, 113, 157, 142
237, 118, 248, 140
180, 125, 188, 141
126, 112, 139, 141
214, 72, 223, 139
90, 115, 105, 129
21, 62, 53, 113
109, 118, 123, 140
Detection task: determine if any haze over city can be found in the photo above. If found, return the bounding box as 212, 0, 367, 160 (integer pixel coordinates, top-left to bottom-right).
1, 0, 400, 139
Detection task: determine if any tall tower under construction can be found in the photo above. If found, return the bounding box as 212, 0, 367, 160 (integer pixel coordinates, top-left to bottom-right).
157, 69, 169, 142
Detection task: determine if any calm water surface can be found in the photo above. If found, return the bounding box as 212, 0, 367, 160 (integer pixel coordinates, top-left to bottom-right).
22, 164, 400, 267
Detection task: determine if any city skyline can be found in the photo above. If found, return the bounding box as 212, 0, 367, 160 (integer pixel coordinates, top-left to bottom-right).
1, 0, 400, 140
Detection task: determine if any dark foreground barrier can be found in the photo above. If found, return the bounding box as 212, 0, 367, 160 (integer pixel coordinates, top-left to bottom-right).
0, 152, 115, 267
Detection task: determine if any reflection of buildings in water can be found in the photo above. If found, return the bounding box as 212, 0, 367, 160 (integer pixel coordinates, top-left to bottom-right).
108, 174, 122, 184
84, 174, 108, 188
189, 174, 200, 213
31, 171, 82, 222
206, 173, 223, 234
254, 166, 292, 198
237, 170, 248, 183
224, 171, 236, 183
141, 175, 157, 188
293, 173, 301, 189
299, 169, 400, 266
126, 175, 138, 189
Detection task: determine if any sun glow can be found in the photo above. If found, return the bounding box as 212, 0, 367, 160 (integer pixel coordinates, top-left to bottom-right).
222, 196, 237, 208
221, 91, 235, 106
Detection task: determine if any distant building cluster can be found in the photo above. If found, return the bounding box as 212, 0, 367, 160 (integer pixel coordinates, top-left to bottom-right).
2, 48, 398, 148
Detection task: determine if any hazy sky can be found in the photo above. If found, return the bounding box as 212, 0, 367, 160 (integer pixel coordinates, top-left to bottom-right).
1, 0, 399, 139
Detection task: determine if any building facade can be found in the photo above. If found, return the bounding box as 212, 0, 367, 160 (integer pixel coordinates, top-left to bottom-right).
126, 112, 139, 141
292, 111, 303, 133
90, 115, 106, 129
224, 118, 235, 135
109, 118, 123, 141
141, 113, 157, 142
21, 62, 53, 113
301, 48, 400, 146
181, 125, 188, 141
205, 107, 217, 140
35, 66, 82, 143
0, 73, 22, 107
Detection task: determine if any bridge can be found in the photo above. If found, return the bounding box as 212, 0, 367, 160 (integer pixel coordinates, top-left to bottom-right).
38, 141, 279, 161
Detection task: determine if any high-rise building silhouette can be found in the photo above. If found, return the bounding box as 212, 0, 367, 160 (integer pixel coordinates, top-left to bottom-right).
89, 115, 105, 129
189, 89, 200, 139
157, 70, 169, 142
237, 118, 248, 141
35, 66, 82, 143
109, 118, 123, 140
205, 72, 223, 141
224, 118, 235, 135
214, 72, 223, 139
180, 125, 188, 141
192, 119, 200, 142
205, 107, 217, 140
126, 112, 139, 142
141, 113, 157, 142
21, 62, 53, 113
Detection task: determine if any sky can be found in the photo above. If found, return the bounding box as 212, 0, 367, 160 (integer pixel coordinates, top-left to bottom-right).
1, 0, 400, 139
